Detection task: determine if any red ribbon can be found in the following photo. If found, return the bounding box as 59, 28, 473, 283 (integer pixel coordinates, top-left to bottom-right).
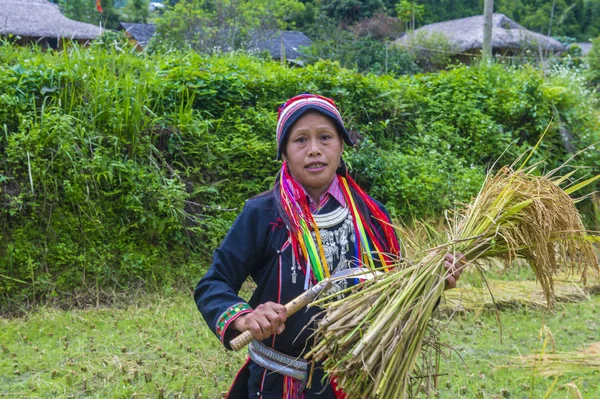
330, 376, 348, 399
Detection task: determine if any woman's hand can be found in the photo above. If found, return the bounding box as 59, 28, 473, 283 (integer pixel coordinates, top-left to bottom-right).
444, 252, 467, 290
231, 302, 287, 341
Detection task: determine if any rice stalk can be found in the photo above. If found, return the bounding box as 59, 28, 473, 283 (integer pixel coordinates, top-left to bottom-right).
307, 164, 599, 398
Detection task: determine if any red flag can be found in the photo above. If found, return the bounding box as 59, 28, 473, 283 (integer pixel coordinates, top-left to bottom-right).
96, 0, 103, 12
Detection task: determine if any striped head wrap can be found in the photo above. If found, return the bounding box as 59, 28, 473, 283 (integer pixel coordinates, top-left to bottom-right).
276, 93, 354, 160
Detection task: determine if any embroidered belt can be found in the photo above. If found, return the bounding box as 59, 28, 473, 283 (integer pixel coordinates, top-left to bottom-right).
248, 340, 308, 381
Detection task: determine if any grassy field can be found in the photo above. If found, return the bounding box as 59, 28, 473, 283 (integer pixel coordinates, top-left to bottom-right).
1, 283, 599, 398
0, 292, 246, 398
435, 296, 599, 398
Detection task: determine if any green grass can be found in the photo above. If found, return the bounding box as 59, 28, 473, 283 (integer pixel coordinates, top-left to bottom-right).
435, 295, 600, 398
1, 289, 598, 398
0, 293, 246, 398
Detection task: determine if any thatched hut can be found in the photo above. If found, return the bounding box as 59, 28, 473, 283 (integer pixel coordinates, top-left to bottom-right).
0, 0, 103, 49
395, 13, 565, 62
248, 30, 312, 65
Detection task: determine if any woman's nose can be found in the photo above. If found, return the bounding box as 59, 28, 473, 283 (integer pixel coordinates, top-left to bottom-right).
308, 139, 322, 155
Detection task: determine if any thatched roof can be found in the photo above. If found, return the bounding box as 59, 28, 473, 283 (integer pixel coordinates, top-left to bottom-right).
0, 0, 102, 41
248, 30, 312, 61
120, 22, 155, 48
395, 14, 565, 54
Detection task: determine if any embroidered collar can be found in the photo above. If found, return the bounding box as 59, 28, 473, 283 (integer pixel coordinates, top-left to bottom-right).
302, 176, 347, 212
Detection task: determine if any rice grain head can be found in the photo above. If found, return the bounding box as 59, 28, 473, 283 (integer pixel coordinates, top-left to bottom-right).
307, 165, 599, 398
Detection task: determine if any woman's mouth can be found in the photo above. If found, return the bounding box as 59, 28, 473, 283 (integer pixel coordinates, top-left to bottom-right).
305, 162, 327, 172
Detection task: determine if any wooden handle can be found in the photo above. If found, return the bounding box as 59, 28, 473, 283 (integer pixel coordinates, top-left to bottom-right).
229, 279, 331, 351
230, 330, 255, 351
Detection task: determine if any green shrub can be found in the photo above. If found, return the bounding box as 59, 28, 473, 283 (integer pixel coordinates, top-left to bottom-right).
586, 36, 600, 86
397, 30, 454, 72
301, 36, 420, 77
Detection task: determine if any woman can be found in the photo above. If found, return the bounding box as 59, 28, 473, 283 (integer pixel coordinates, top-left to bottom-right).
194, 94, 464, 398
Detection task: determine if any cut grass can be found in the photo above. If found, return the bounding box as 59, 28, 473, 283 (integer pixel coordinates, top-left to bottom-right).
435, 295, 600, 398
441, 279, 590, 311
1, 292, 598, 398
500, 341, 600, 377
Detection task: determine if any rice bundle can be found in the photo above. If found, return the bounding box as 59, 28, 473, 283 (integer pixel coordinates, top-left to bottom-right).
305, 163, 599, 399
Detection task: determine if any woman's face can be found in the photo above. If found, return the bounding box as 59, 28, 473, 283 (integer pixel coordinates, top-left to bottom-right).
284, 111, 343, 201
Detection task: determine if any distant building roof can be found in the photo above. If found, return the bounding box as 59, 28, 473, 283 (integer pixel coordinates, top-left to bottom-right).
120, 22, 155, 48
249, 31, 312, 61
0, 0, 103, 41
395, 14, 565, 54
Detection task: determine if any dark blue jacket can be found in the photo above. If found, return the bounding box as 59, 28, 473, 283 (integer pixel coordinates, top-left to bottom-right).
195, 192, 396, 398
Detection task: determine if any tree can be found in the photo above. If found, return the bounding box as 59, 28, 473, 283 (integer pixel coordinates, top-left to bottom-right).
300, 13, 420, 76
351, 12, 403, 39
149, 0, 308, 52
395, 0, 424, 31
149, 0, 215, 52
396, 0, 480, 25
239, 0, 308, 31
581, 0, 600, 39
98, 0, 122, 29
58, 0, 98, 23
121, 0, 150, 23
58, 0, 121, 29
320, 0, 386, 25
586, 35, 600, 85
495, 0, 600, 41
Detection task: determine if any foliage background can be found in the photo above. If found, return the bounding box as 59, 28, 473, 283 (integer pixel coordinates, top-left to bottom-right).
0, 42, 598, 311
59, 0, 600, 40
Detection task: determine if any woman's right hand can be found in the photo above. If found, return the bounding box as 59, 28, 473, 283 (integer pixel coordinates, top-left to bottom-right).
231, 302, 287, 340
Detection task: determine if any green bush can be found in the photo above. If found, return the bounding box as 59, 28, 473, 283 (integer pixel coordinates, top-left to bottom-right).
0, 44, 598, 309
586, 36, 600, 86
300, 35, 420, 77
397, 30, 454, 72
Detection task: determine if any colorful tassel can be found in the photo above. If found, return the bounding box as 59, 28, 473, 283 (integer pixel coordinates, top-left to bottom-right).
283, 375, 306, 399
278, 163, 399, 284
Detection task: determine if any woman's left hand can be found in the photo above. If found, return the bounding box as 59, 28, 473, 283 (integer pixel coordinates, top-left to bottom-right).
444, 252, 467, 290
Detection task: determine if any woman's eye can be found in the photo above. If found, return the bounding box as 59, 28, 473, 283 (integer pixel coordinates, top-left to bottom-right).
295, 137, 307, 143
321, 134, 333, 141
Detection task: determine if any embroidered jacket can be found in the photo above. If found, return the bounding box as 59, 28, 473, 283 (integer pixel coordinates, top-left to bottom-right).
194, 191, 396, 398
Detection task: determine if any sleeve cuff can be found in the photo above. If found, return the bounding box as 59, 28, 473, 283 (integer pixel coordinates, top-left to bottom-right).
216, 302, 253, 344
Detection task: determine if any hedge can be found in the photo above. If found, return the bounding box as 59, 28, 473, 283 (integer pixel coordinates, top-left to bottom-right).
0, 43, 598, 309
